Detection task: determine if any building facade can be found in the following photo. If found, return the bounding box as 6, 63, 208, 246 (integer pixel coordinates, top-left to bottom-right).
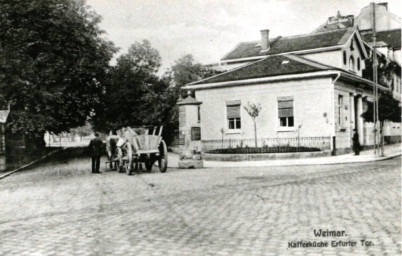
180, 8, 401, 154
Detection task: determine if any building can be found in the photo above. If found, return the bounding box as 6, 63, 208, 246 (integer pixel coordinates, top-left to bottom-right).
179, 5, 401, 154
354, 2, 400, 32
0, 109, 10, 171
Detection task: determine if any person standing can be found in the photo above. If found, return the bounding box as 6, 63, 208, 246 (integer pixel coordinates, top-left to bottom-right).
88, 132, 103, 173
352, 129, 361, 156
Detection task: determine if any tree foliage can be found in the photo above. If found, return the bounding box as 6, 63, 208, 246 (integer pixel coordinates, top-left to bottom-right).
167, 54, 221, 98
0, 0, 116, 146
363, 54, 401, 89
244, 102, 262, 147
244, 102, 262, 119
92, 40, 176, 137
361, 91, 401, 124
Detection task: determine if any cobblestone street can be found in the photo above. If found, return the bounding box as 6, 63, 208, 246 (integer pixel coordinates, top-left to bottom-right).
0, 157, 401, 256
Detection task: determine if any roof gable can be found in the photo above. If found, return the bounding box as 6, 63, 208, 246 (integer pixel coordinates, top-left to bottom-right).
342, 30, 369, 59
362, 29, 401, 50
177, 96, 202, 105
190, 55, 333, 85
222, 28, 354, 61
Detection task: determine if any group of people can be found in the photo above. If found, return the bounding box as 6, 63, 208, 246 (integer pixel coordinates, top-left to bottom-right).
88, 127, 142, 174
88, 129, 362, 174
88, 131, 124, 174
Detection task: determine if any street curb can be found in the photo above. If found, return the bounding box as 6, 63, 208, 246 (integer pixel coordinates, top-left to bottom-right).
203, 152, 402, 168
0, 148, 66, 180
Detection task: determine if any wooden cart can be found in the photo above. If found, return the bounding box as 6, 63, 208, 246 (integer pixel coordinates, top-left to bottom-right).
112, 126, 168, 175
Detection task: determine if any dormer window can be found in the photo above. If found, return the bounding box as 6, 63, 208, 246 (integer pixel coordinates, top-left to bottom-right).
343, 51, 347, 65
349, 56, 355, 72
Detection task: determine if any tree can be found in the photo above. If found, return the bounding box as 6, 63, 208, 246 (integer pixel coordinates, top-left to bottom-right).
168, 54, 221, 98
91, 40, 177, 144
244, 102, 262, 147
160, 55, 222, 145
0, 0, 116, 149
363, 54, 401, 89
361, 91, 401, 156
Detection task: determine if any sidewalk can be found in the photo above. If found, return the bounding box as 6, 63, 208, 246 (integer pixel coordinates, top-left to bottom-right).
168, 143, 401, 168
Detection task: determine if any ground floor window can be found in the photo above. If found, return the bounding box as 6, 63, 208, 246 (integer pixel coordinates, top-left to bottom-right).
278, 96, 294, 127
191, 127, 201, 141
279, 116, 294, 127
228, 118, 241, 129
226, 100, 241, 130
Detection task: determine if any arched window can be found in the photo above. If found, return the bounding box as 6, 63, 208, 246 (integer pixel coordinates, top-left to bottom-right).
349, 56, 355, 71
350, 39, 355, 51
357, 57, 361, 71
343, 51, 347, 65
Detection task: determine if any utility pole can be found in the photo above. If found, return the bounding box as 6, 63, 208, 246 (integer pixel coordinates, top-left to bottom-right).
372, 2, 378, 155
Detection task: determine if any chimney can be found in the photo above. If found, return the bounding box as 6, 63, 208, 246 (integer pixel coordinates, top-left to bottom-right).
260, 29, 270, 51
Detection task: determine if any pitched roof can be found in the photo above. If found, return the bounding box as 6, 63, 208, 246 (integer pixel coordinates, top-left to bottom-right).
222, 28, 352, 61
177, 96, 202, 105
362, 29, 401, 50
190, 55, 336, 85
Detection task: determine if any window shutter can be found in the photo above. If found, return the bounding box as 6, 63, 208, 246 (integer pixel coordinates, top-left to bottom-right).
278, 108, 293, 117
227, 105, 240, 118
226, 100, 241, 106
278, 101, 293, 108
278, 97, 293, 117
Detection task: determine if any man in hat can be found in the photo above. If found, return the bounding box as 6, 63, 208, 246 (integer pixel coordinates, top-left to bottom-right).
88, 132, 103, 173
352, 129, 360, 155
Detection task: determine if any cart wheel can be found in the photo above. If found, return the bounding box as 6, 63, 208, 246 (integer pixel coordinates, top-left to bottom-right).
158, 140, 168, 173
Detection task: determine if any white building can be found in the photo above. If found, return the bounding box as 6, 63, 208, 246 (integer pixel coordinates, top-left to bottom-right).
180, 22, 400, 154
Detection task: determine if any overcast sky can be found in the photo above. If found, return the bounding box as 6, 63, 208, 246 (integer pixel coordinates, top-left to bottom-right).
86, 0, 401, 73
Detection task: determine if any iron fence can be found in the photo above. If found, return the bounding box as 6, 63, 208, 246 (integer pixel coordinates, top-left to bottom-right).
202, 136, 331, 152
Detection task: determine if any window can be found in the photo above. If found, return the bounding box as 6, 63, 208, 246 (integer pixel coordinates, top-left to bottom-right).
191, 127, 201, 141
338, 95, 343, 127
357, 57, 361, 71
197, 106, 200, 123
226, 101, 241, 130
350, 39, 354, 51
278, 96, 294, 127
349, 56, 355, 71
343, 51, 347, 65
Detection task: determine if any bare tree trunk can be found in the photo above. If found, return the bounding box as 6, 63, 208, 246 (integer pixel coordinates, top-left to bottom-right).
253, 119, 257, 148
380, 122, 385, 157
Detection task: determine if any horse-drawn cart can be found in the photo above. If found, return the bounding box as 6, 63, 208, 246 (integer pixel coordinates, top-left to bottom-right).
106, 126, 168, 175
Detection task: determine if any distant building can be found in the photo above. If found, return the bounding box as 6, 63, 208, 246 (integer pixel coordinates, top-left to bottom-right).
354, 2, 400, 32
0, 109, 10, 171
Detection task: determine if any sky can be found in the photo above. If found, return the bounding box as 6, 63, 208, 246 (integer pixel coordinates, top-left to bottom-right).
85, 0, 401, 73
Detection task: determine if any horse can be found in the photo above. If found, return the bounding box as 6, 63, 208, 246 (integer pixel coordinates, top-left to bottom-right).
105, 132, 120, 170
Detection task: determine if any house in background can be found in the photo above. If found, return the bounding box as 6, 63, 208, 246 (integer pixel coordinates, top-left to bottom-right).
180, 6, 401, 154
0, 108, 10, 171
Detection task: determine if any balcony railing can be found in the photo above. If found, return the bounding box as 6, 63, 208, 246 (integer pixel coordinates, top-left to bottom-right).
202, 136, 331, 152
